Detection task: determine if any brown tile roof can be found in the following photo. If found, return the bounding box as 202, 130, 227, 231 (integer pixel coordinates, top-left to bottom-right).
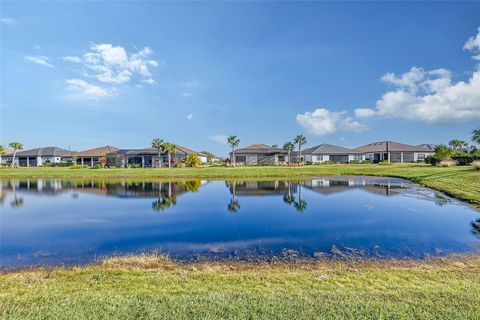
353, 141, 433, 153
75, 146, 120, 157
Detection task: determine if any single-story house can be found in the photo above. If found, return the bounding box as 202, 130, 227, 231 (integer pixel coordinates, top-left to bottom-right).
298, 144, 364, 164
0, 148, 14, 165
13, 147, 71, 167
108, 144, 207, 168
231, 144, 288, 165
72, 146, 120, 166
353, 141, 434, 163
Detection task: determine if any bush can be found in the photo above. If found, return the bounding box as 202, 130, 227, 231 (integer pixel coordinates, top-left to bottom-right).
437, 160, 457, 167
42, 162, 74, 167
176, 162, 186, 168
425, 155, 439, 166
452, 154, 480, 165
361, 160, 372, 164
184, 153, 201, 167
70, 165, 89, 169
472, 161, 480, 170
378, 160, 392, 165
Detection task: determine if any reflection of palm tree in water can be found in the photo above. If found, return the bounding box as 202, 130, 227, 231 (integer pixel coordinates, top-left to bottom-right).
227, 181, 240, 213
10, 181, 24, 208
294, 184, 307, 212
283, 182, 295, 205
472, 219, 480, 238
152, 181, 177, 213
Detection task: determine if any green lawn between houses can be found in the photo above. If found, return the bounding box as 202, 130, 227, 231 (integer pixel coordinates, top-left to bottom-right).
1, 254, 480, 320
1, 163, 479, 206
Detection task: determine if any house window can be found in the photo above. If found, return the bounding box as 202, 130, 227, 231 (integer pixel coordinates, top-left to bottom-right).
351, 155, 362, 161
235, 156, 246, 163
278, 156, 285, 162
417, 154, 426, 160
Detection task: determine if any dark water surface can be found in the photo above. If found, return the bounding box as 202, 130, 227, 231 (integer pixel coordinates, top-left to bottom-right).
1, 177, 479, 268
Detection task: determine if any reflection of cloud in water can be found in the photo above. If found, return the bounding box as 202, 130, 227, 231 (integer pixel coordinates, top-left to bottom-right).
82, 219, 108, 224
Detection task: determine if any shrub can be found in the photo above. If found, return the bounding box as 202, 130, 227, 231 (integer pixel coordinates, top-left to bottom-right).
70, 165, 89, 169
42, 162, 74, 167
472, 161, 480, 170
452, 154, 480, 165
349, 160, 361, 164
184, 153, 201, 167
176, 162, 186, 168
378, 160, 392, 165
437, 160, 457, 167
361, 160, 372, 164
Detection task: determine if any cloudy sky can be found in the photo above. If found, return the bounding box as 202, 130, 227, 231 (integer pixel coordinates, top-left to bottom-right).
1, 2, 479, 155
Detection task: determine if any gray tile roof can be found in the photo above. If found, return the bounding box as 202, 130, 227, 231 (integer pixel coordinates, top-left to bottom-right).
301, 144, 362, 155
234, 144, 287, 154
16, 147, 71, 157
113, 145, 206, 157
353, 141, 433, 153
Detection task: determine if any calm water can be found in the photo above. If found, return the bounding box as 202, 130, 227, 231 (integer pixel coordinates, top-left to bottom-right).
1, 176, 479, 268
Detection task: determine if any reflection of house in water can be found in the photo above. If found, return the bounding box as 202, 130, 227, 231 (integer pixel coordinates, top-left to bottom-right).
302, 178, 406, 196
226, 181, 297, 196
0, 179, 206, 199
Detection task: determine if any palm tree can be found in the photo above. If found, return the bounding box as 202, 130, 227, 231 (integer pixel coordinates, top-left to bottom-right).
9, 142, 23, 168
164, 143, 177, 168
227, 135, 240, 166
151, 138, 164, 168
283, 142, 295, 165
472, 128, 480, 145
448, 139, 468, 151
293, 135, 307, 164
0, 145, 5, 165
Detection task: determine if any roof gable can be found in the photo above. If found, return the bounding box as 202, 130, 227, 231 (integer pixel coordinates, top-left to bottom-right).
354, 141, 433, 153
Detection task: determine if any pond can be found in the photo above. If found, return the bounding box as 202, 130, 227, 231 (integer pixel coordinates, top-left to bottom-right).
1, 176, 479, 268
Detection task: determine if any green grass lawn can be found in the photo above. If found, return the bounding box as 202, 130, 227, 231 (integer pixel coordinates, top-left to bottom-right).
1, 255, 479, 320
2, 164, 479, 206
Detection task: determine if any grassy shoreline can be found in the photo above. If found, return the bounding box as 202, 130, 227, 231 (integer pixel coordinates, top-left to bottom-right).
2, 164, 479, 206
1, 254, 480, 319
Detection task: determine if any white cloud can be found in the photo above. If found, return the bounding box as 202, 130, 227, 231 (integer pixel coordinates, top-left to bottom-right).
296, 108, 367, 136
187, 113, 193, 120
62, 56, 82, 63
208, 135, 228, 144
181, 92, 192, 97
65, 79, 109, 100
24, 55, 53, 68
64, 43, 159, 85
354, 27, 480, 124
355, 108, 376, 118
0, 18, 17, 26
464, 27, 480, 61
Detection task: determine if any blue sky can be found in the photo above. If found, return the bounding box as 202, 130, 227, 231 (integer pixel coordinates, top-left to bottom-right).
1, 2, 480, 156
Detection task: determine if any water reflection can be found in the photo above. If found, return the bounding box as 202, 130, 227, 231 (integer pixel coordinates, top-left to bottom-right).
1, 177, 479, 268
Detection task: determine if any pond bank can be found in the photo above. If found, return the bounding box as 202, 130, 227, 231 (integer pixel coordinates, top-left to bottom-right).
1, 254, 479, 319
2, 164, 479, 206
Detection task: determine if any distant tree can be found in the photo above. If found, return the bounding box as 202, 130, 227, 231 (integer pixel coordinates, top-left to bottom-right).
151, 138, 165, 168
164, 143, 177, 168
201, 151, 216, 164
283, 142, 295, 165
9, 142, 23, 168
448, 139, 468, 151
0, 145, 5, 156
472, 128, 480, 145
294, 135, 307, 164
227, 135, 240, 166
272, 144, 278, 148
184, 153, 201, 167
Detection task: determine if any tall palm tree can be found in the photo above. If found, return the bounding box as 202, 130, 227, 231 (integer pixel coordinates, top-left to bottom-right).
227, 135, 240, 166
283, 142, 295, 165
472, 128, 480, 145
151, 138, 164, 168
0, 145, 5, 165
9, 142, 23, 168
164, 143, 177, 168
293, 135, 307, 164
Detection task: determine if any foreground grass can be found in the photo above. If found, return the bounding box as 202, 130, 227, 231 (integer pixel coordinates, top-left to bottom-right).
1, 254, 479, 320
2, 164, 479, 206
